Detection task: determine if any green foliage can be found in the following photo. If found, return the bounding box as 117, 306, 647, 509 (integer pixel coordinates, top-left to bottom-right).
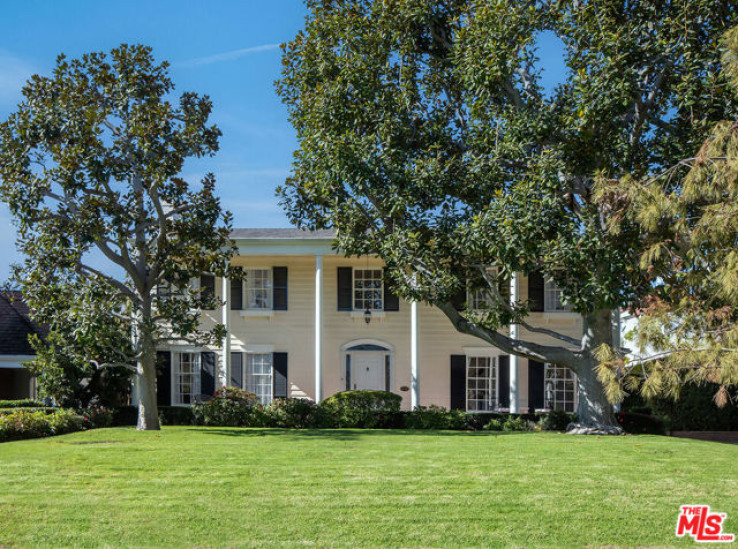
502, 416, 534, 432
0, 43, 238, 429
158, 406, 196, 426
319, 390, 402, 428
194, 387, 266, 427
266, 398, 325, 429
538, 410, 577, 432
0, 408, 87, 442
0, 399, 48, 408
615, 412, 666, 435
404, 405, 466, 430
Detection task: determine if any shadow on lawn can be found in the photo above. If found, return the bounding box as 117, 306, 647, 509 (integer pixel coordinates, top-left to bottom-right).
188, 428, 508, 440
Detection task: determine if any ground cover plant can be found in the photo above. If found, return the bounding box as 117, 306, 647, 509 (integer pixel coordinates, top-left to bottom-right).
0, 427, 735, 547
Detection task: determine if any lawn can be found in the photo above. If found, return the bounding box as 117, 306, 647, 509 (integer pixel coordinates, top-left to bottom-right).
0, 428, 736, 548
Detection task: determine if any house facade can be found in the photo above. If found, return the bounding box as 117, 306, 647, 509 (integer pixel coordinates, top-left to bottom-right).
0, 291, 40, 400
154, 229, 584, 413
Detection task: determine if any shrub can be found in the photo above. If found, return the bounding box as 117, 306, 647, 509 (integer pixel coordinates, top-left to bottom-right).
319, 390, 402, 428
0, 410, 54, 442
0, 407, 55, 416
502, 416, 533, 432
616, 412, 666, 435
194, 386, 266, 427
538, 410, 577, 432
404, 405, 467, 430
111, 406, 138, 426
266, 398, 324, 429
80, 406, 113, 429
465, 412, 504, 431
159, 406, 197, 426
484, 418, 504, 431
48, 409, 86, 435
0, 399, 49, 408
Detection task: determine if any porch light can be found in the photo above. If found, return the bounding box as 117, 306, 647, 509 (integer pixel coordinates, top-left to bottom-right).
364, 307, 372, 324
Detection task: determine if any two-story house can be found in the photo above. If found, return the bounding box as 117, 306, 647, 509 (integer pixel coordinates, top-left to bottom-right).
154, 229, 583, 414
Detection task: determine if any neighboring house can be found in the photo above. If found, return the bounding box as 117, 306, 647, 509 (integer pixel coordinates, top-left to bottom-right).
154, 229, 584, 413
0, 291, 41, 400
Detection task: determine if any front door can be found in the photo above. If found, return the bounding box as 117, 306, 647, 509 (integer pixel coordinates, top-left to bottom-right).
351, 352, 385, 391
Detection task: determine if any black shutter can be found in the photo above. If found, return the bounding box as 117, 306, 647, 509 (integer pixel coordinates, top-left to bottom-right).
201, 274, 216, 307
337, 267, 353, 311
498, 355, 510, 409
383, 269, 400, 311
231, 268, 243, 310
528, 360, 545, 411
528, 271, 545, 312
201, 352, 216, 398
272, 267, 288, 310
273, 352, 288, 399
450, 355, 466, 410
231, 352, 243, 388
156, 351, 171, 406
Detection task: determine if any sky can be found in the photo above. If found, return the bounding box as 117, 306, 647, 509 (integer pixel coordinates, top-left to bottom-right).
0, 1, 566, 284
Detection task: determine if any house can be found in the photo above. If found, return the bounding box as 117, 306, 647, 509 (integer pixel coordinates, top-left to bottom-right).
154, 229, 583, 413
0, 291, 41, 400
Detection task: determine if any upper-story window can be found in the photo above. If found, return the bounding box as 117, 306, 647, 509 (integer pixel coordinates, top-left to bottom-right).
354, 269, 383, 311
245, 269, 272, 310
544, 278, 572, 312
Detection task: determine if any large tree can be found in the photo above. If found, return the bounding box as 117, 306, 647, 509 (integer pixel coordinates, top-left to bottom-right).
277, 0, 738, 426
0, 44, 236, 430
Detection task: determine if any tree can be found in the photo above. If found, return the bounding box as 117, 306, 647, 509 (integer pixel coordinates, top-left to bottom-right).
0, 44, 236, 430
277, 0, 738, 426
596, 26, 738, 407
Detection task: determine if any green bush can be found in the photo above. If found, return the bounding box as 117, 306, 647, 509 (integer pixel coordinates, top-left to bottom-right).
0, 399, 49, 408
194, 386, 266, 427
502, 416, 533, 431
465, 412, 504, 431
0, 408, 89, 442
404, 405, 467, 430
0, 407, 55, 415
538, 410, 577, 431
159, 406, 197, 426
48, 409, 86, 435
111, 406, 138, 426
80, 406, 113, 428
484, 418, 504, 431
266, 398, 324, 428
616, 412, 666, 435
319, 390, 402, 428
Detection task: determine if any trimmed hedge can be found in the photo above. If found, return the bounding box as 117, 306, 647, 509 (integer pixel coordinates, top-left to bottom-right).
0, 407, 55, 415
195, 387, 266, 427
0, 399, 50, 408
159, 406, 197, 426
267, 398, 325, 429
616, 412, 666, 435
0, 409, 85, 442
320, 390, 402, 428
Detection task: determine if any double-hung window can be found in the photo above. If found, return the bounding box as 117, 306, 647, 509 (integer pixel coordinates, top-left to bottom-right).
353, 269, 383, 311
467, 356, 498, 412
246, 353, 273, 405
544, 363, 577, 412
245, 269, 272, 310
173, 352, 200, 406
544, 278, 572, 312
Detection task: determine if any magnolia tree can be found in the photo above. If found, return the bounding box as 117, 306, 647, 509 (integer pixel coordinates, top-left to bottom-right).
0, 44, 237, 430
596, 27, 738, 407
277, 0, 738, 426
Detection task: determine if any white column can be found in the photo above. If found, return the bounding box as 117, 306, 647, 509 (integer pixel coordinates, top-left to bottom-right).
410, 300, 420, 409
314, 255, 323, 402
221, 273, 231, 387
509, 272, 519, 413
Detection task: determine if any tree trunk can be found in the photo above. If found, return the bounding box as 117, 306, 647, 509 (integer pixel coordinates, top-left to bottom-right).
135, 324, 160, 430
576, 309, 616, 428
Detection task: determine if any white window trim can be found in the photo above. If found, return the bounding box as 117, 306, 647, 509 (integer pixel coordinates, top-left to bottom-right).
352, 268, 384, 312
544, 278, 573, 313
171, 351, 201, 407
243, 267, 273, 312
466, 355, 499, 413
245, 352, 274, 405
543, 363, 578, 413
466, 267, 503, 311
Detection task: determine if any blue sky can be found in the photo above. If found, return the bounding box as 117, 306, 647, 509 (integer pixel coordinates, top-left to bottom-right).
0, 2, 566, 284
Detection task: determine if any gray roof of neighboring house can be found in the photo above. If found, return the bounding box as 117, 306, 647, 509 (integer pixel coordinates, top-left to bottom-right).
230, 228, 337, 240
0, 291, 44, 356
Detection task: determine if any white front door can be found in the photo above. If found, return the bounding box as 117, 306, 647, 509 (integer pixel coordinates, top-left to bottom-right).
351, 352, 385, 391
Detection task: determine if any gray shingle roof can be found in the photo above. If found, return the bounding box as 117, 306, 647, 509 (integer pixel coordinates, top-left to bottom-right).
0, 291, 44, 355
230, 228, 337, 240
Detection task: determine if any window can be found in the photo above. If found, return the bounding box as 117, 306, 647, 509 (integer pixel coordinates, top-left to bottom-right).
246, 269, 272, 310
246, 353, 273, 405
544, 278, 572, 312
173, 352, 200, 406
467, 356, 498, 412
544, 364, 577, 412
353, 269, 383, 311
467, 267, 508, 310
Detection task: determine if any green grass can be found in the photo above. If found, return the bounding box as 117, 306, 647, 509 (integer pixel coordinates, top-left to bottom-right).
0, 428, 736, 548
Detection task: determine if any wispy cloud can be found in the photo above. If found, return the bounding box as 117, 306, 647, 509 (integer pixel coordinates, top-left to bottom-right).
176, 43, 280, 68
0, 50, 38, 106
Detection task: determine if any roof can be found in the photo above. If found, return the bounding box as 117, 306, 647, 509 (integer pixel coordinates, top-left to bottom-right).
230, 228, 336, 240
0, 291, 44, 355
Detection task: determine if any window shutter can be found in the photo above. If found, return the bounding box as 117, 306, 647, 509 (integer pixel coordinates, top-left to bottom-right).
272, 267, 288, 310
273, 352, 288, 399
231, 268, 243, 310
528, 271, 545, 312
450, 355, 466, 410
201, 274, 216, 307
230, 352, 243, 388
383, 269, 400, 311
498, 355, 510, 409
156, 351, 171, 406
528, 360, 545, 411
200, 352, 216, 398
337, 267, 353, 311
